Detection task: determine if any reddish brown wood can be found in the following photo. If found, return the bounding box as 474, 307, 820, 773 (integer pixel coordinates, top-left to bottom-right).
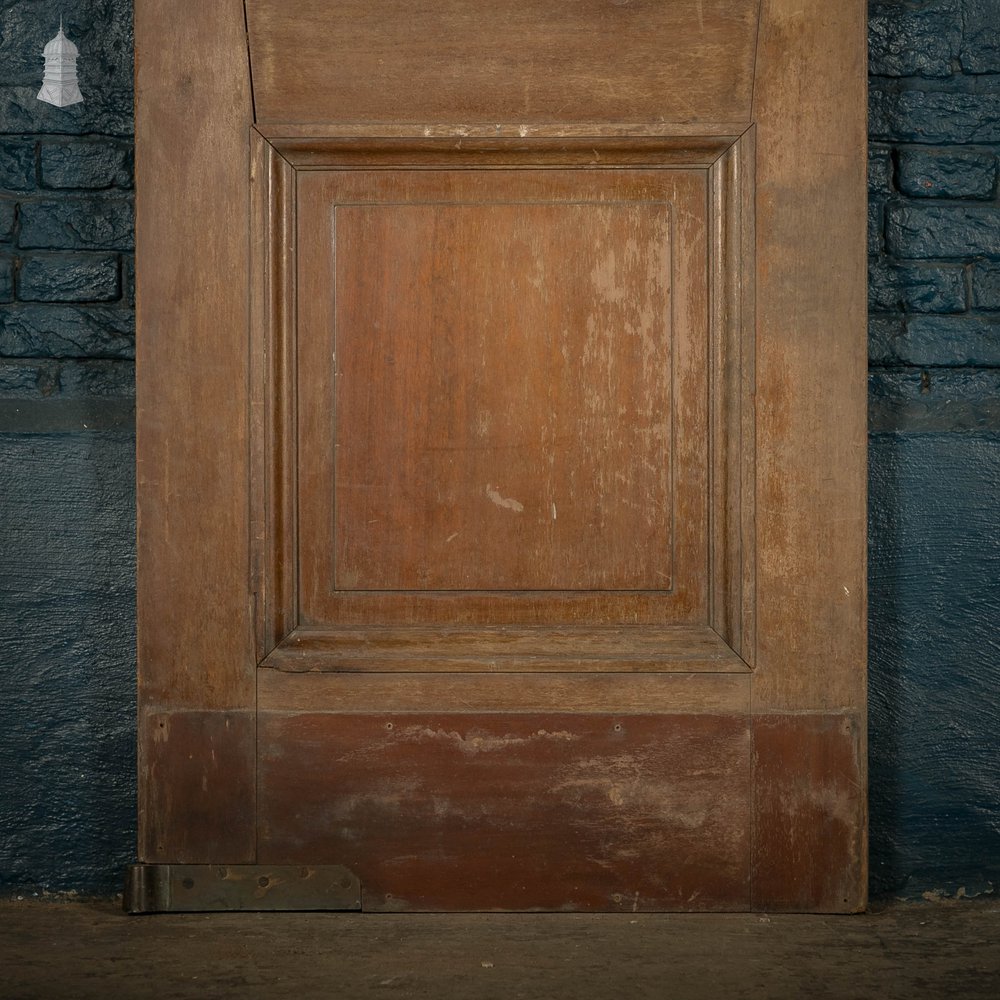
751, 0, 868, 712
259, 712, 751, 911
258, 670, 751, 715
709, 130, 757, 662
245, 0, 760, 127
295, 167, 710, 630
334, 200, 672, 590
139, 712, 256, 863
265, 134, 738, 167
135, 0, 256, 863
139, 0, 867, 912
262, 625, 748, 673
752, 713, 867, 913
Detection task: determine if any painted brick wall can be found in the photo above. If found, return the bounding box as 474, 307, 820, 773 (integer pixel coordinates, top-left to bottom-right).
868, 0, 1000, 898
0, 1, 136, 895
0, 1, 998, 899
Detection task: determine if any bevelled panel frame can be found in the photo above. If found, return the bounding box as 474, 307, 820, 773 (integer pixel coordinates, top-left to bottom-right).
249, 132, 757, 676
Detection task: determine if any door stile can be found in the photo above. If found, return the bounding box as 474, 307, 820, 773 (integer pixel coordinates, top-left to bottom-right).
749, 0, 868, 911
135, 0, 256, 866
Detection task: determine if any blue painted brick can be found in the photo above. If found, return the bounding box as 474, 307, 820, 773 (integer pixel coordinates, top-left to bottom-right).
971, 263, 1000, 310
868, 433, 1000, 896
869, 0, 961, 78
870, 90, 1000, 144
868, 262, 967, 313
900, 315, 1000, 366
0, 87, 133, 138
0, 138, 35, 190
869, 199, 886, 255
40, 141, 133, 190
0, 305, 134, 359
961, 0, 1000, 72
18, 198, 133, 251
869, 369, 1000, 433
0, 359, 135, 400
898, 149, 997, 200
869, 146, 894, 198
0, 253, 13, 303
887, 204, 1000, 260
869, 315, 906, 365
18, 253, 120, 303
0, 431, 136, 895
123, 255, 134, 308
0, 199, 14, 243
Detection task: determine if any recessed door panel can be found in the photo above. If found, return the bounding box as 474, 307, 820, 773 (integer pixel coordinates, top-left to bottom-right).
295, 166, 713, 635
333, 200, 673, 592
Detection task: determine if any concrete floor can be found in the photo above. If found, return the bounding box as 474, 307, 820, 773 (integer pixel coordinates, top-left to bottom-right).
1, 899, 998, 999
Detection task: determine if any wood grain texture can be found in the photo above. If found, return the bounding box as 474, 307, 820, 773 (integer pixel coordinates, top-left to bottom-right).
296, 167, 709, 628
751, 0, 868, 710
135, 0, 254, 705
709, 129, 756, 661
250, 133, 297, 660
135, 0, 255, 861
139, 711, 256, 864
266, 134, 738, 168
259, 669, 750, 714
258, 123, 746, 141
752, 713, 867, 912
245, 0, 760, 127
332, 200, 673, 591
259, 712, 751, 911
261, 625, 750, 673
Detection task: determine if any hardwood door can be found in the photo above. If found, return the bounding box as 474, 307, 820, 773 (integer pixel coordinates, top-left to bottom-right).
133, 1, 867, 913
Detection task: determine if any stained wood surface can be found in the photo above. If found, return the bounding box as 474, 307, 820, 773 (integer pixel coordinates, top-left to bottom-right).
751, 0, 868, 711
259, 711, 751, 911
752, 713, 867, 912
250, 133, 297, 657
137, 0, 868, 912
296, 168, 709, 627
709, 131, 757, 661
135, 3, 253, 705
262, 625, 750, 673
265, 133, 739, 167
135, 0, 256, 862
139, 711, 255, 864
259, 670, 750, 714
245, 0, 760, 127
333, 200, 673, 591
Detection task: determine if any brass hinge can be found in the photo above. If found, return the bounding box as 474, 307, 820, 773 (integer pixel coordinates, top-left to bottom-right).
124, 864, 362, 914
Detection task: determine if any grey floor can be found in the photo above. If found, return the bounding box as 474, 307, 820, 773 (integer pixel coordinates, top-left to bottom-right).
2, 898, 999, 999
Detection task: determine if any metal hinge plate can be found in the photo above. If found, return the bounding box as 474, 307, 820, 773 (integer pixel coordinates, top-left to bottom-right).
125, 864, 362, 914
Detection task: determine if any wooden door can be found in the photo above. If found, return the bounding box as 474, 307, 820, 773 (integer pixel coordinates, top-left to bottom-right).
132, 1, 868, 913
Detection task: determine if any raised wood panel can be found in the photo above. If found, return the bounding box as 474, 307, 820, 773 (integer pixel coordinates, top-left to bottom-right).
245, 0, 760, 128
333, 200, 673, 591
258, 711, 752, 911
296, 166, 711, 629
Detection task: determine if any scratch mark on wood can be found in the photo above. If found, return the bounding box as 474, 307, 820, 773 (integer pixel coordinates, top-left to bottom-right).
399, 725, 580, 754
486, 484, 524, 513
